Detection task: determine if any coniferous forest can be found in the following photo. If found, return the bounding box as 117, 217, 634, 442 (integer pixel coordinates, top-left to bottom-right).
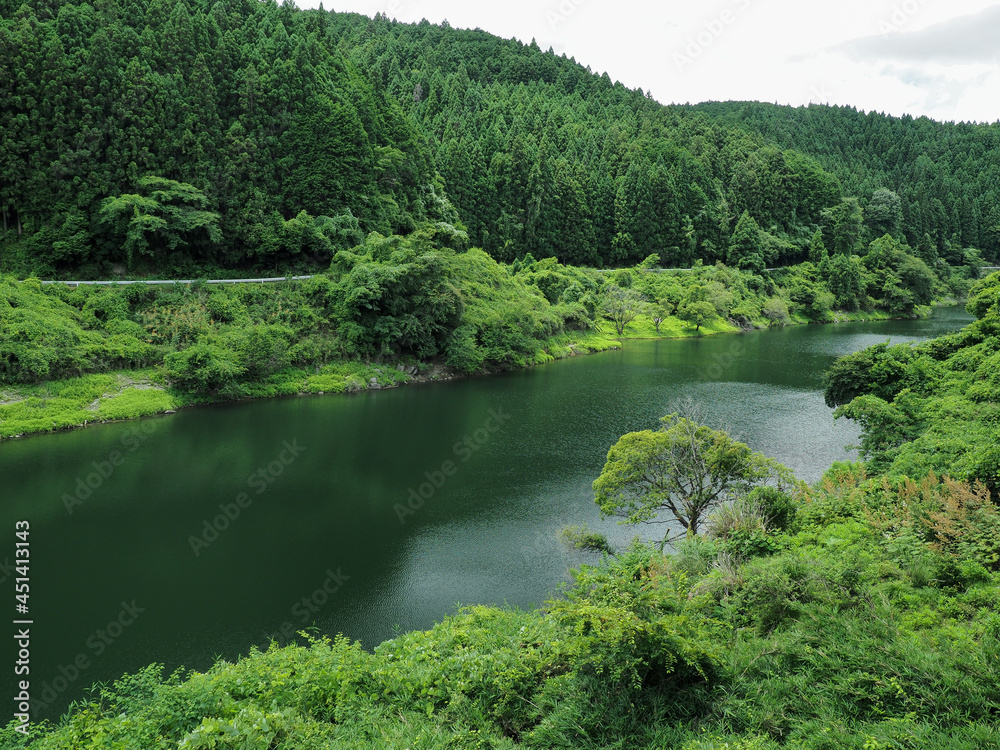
2, 1, 1000, 748
2, 1, 998, 276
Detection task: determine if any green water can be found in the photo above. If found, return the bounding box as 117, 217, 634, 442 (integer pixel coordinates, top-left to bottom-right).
0, 307, 973, 718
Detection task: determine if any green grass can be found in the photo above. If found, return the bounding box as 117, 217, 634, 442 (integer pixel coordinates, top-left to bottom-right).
599, 313, 739, 339
0, 336, 622, 440
0, 371, 182, 438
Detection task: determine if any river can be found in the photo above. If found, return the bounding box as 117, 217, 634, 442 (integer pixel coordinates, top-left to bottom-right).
0, 306, 973, 719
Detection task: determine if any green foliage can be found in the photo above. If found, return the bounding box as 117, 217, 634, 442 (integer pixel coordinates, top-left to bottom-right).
864, 188, 903, 238
559, 524, 614, 554
16, 462, 1000, 749
966, 271, 1000, 319
822, 198, 864, 256
330, 230, 464, 359
691, 101, 999, 263
761, 296, 789, 326
787, 272, 836, 321
594, 413, 795, 541
3, 2, 993, 282
601, 283, 646, 335
726, 211, 765, 274
825, 284, 1000, 497
823, 342, 940, 408
824, 252, 865, 310
164, 338, 247, 393
99, 178, 221, 269
679, 300, 719, 332
807, 229, 828, 265
0, 371, 178, 438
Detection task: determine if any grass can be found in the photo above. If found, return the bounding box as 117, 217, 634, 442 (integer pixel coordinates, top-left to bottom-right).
0, 303, 929, 442
0, 371, 182, 439
600, 313, 739, 339
0, 328, 624, 440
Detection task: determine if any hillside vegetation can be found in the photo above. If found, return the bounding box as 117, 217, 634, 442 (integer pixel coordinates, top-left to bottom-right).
2, 1, 997, 276
0, 222, 964, 439
689, 101, 1000, 261
824, 271, 1000, 499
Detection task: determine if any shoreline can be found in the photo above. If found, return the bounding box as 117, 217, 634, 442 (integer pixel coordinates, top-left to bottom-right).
0, 305, 945, 442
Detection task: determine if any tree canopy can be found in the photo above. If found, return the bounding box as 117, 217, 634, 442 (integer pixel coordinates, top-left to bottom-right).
4, 0, 994, 278
593, 413, 794, 542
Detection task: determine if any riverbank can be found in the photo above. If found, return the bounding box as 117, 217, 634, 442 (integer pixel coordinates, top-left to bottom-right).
0, 303, 938, 441
0, 330, 623, 440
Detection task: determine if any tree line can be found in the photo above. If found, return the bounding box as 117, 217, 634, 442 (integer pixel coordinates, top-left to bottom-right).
2, 0, 996, 278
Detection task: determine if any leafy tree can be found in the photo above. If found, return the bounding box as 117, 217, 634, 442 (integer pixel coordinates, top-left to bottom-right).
98, 177, 221, 268
865, 188, 903, 238
824, 253, 864, 310
330, 230, 464, 359
761, 296, 790, 326
967, 272, 1000, 319
822, 198, 863, 255
787, 275, 835, 321
163, 338, 245, 393
916, 232, 939, 266
822, 342, 935, 408
808, 229, 828, 265
593, 413, 793, 542
601, 284, 645, 335
833, 393, 918, 464
678, 300, 717, 332
647, 302, 668, 333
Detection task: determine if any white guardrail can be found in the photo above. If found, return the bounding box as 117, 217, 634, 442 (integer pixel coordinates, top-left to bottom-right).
38, 275, 316, 286
30, 268, 1000, 285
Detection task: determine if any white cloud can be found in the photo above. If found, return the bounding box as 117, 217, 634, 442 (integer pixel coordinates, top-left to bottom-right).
841, 5, 1000, 64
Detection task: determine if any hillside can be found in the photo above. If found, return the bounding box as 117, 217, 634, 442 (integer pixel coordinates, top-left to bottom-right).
328, 12, 997, 268
3, 2, 996, 277
687, 101, 1000, 262
0, 0, 456, 276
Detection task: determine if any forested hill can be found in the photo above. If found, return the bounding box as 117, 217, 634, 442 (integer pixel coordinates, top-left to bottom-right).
0, 0, 459, 275
1, 1, 996, 277
330, 12, 843, 269
687, 101, 1000, 260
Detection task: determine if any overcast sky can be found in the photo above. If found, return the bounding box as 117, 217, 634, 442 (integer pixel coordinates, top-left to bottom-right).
295, 0, 1000, 124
